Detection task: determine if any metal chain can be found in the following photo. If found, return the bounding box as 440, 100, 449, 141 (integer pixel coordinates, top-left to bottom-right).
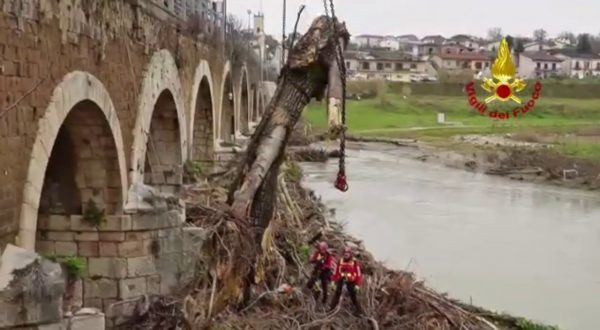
324, 0, 348, 190
282, 0, 287, 64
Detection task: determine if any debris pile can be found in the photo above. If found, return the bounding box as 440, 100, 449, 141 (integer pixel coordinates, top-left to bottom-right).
124, 156, 525, 330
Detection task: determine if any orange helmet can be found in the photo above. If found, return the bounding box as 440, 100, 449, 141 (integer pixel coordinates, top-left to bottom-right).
318, 241, 328, 252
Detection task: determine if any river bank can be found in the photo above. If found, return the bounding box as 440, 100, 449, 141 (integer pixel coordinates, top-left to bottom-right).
125, 149, 560, 330
300, 144, 600, 330
310, 132, 600, 192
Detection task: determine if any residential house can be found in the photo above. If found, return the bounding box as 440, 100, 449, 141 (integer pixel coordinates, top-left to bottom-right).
523, 41, 558, 52
353, 34, 384, 48
550, 49, 600, 78
379, 36, 401, 51
432, 51, 493, 75
422, 35, 445, 45
484, 40, 501, 52
345, 50, 432, 81
449, 35, 480, 50
398, 34, 419, 42
518, 52, 563, 79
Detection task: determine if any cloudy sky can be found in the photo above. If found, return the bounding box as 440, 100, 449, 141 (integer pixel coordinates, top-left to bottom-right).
227, 0, 600, 40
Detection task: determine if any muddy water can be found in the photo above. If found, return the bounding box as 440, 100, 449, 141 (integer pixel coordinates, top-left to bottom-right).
301, 143, 600, 330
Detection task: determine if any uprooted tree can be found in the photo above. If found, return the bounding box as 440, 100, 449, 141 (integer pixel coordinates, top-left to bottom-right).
227, 15, 349, 244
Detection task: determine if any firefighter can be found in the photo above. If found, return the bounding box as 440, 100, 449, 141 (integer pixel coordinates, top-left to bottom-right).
329, 246, 364, 316
306, 241, 335, 304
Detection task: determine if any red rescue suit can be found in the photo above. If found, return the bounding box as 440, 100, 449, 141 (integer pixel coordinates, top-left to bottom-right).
332, 257, 363, 285
306, 250, 335, 303
330, 256, 364, 315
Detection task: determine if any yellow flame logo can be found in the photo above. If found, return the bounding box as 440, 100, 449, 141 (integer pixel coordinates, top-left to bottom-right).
481, 37, 526, 104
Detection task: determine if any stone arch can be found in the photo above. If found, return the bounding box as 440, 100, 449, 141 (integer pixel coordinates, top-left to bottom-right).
189, 60, 215, 161
219, 61, 235, 144
129, 49, 187, 194
237, 66, 251, 135
18, 71, 128, 251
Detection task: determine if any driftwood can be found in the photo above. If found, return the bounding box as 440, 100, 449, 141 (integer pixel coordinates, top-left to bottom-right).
227, 15, 350, 245
485, 167, 544, 176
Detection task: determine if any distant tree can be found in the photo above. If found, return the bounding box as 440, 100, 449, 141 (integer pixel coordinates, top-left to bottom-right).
514, 38, 525, 53
505, 35, 514, 49
533, 29, 547, 42
557, 31, 577, 44
487, 27, 503, 41
576, 33, 592, 53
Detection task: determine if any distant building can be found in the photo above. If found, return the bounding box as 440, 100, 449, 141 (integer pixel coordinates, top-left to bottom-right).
518, 52, 563, 79
448, 35, 480, 50
432, 51, 493, 75
353, 35, 385, 48
421, 35, 445, 45
398, 34, 419, 42
523, 41, 557, 52
345, 50, 433, 82
379, 36, 401, 51
551, 49, 600, 78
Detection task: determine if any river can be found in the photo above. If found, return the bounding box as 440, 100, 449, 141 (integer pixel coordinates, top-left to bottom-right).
300, 143, 600, 330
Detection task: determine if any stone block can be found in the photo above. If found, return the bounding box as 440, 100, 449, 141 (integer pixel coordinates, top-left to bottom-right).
83, 278, 118, 299
46, 231, 75, 241
78, 242, 99, 257
0, 245, 65, 328
55, 241, 78, 256
98, 242, 118, 257
68, 309, 105, 330
131, 214, 160, 231
118, 277, 146, 299
45, 215, 70, 231
70, 216, 98, 232
73, 232, 99, 242
125, 231, 154, 241
98, 215, 132, 232
127, 256, 156, 277
117, 241, 146, 258
36, 240, 55, 255
147, 275, 160, 295
83, 298, 103, 310
98, 232, 125, 242
88, 258, 127, 279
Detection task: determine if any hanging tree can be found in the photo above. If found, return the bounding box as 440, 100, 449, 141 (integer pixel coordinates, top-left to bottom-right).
227, 15, 349, 245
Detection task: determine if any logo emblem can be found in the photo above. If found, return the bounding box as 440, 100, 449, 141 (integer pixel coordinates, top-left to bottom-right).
481, 38, 526, 104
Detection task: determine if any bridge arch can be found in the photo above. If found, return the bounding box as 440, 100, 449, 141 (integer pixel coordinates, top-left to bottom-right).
18, 71, 128, 250
219, 61, 235, 144
189, 60, 215, 162
129, 49, 187, 196
237, 66, 251, 135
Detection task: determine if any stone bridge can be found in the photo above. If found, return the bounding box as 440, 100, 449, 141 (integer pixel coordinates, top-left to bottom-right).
0, 0, 274, 327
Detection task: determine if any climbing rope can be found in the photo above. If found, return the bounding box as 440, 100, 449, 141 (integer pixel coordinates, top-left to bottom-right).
324, 0, 349, 192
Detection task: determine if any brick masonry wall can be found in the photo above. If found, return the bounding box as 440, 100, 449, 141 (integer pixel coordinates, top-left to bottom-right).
143, 91, 183, 194
0, 0, 235, 247
35, 208, 195, 327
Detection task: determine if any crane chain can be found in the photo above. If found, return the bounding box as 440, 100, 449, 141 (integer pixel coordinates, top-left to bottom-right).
323, 0, 348, 192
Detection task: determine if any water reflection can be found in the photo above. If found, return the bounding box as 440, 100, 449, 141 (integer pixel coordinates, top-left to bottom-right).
301, 144, 600, 330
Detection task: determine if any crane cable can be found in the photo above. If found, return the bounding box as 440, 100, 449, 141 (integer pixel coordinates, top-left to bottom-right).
324, 0, 349, 192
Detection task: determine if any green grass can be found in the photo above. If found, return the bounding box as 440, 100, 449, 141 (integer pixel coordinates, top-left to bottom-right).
304, 94, 600, 140
558, 142, 600, 161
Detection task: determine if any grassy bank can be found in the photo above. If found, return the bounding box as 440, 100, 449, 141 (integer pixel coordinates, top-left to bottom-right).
304, 92, 600, 159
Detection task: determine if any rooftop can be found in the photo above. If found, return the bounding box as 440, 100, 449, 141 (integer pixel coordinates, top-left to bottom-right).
549, 49, 600, 59
438, 51, 492, 60
521, 51, 563, 62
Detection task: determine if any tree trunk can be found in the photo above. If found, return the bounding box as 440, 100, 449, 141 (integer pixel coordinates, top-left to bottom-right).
228, 16, 349, 246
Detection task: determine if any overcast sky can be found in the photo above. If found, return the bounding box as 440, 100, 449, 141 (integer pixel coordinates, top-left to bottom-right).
227, 0, 600, 40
